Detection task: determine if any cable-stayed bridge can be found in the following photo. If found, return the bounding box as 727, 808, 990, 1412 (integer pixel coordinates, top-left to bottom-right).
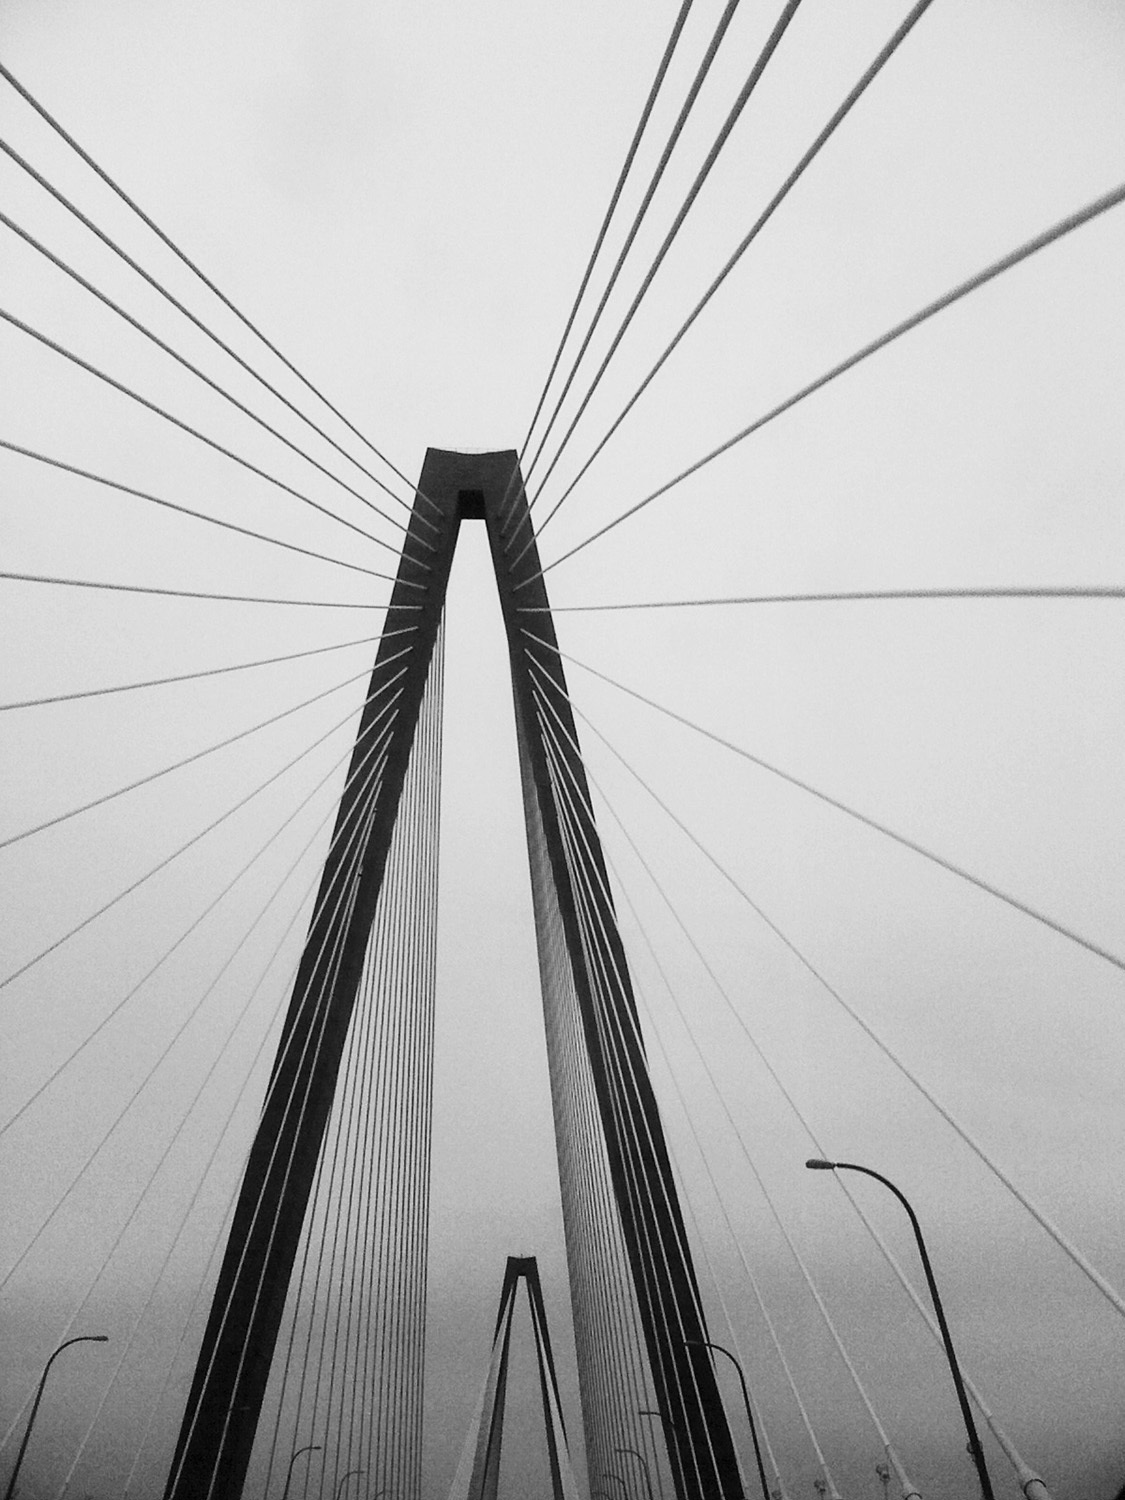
2, 6, 1124, 1500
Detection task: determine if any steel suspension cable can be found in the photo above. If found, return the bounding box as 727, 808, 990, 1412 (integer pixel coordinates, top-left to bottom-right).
0, 628, 396, 712
178, 645, 437, 1497
264, 922, 369, 1493
119, 1040, 279, 1498
346, 865, 398, 1485
0, 566, 403, 606
332, 916, 383, 1494
524, 629, 1125, 975
357, 709, 425, 1490
0, 727, 395, 1254
290, 900, 366, 1500
565, 696, 1125, 1321
554, 911, 655, 1485
536, 678, 832, 1500
530, 632, 1107, 1492
348, 944, 382, 1494
618, 918, 784, 1500
0, 751, 389, 1475
0, 136, 428, 530
540, 744, 710, 1498
0, 61, 431, 520
129, 772, 385, 1493
0, 207, 423, 547
0, 667, 408, 991
120, 922, 337, 1494
0, 657, 393, 853
647, 1006, 844, 1500
521, 0, 805, 543
533, 0, 936, 529
346, 750, 408, 1500
288, 937, 372, 1500
396, 661, 441, 1494
0, 307, 412, 558
170, 782, 379, 1500
392, 745, 428, 1494
261, 1096, 337, 1496
532, 179, 1125, 581
599, 841, 764, 1500
537, 681, 810, 1476
521, 717, 624, 1395
530, 685, 722, 1494
549, 879, 656, 1495
246, 864, 375, 1500
556, 940, 650, 1484
540, 649, 1088, 1500
531, 585, 1125, 613
345, 627, 441, 1500
508, 0, 744, 520
353, 870, 398, 1496
52, 914, 333, 1500
520, 721, 651, 1488
529, 695, 676, 1475
356, 830, 406, 1496
513, 0, 695, 491
0, 700, 399, 1138
0, 439, 408, 584
241, 744, 402, 1493
3, 776, 377, 1466
640, 905, 919, 1487
609, 894, 844, 1500
413, 652, 443, 1474
589, 754, 1055, 1499
315, 781, 413, 1500
399, 715, 434, 1492
548, 746, 725, 1500
378, 769, 416, 1498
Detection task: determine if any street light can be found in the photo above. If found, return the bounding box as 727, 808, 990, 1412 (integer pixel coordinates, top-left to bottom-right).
615, 1446, 655, 1500
334, 1466, 365, 1500
603, 1472, 631, 1499
2, 1334, 108, 1500
805, 1159, 994, 1500
280, 1442, 322, 1500
638, 1407, 682, 1440
685, 1339, 770, 1500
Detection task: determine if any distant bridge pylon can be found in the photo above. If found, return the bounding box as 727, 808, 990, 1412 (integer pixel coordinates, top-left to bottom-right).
447, 1255, 578, 1500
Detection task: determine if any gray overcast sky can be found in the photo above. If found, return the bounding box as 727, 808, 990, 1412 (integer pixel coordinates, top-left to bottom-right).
2, 2, 1124, 1500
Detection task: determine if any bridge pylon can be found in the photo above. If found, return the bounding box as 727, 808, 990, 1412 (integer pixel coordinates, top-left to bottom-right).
164, 450, 743, 1500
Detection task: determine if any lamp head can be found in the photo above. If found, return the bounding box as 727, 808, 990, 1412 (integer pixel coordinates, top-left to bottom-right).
805, 1158, 837, 1171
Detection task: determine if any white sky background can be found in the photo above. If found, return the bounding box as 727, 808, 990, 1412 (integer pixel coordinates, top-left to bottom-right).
2, 1, 1125, 1499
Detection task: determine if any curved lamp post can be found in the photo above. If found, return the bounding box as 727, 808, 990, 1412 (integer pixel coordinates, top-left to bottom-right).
2, 1334, 108, 1500
603, 1472, 631, 1499
638, 1407, 682, 1442
280, 1442, 322, 1500
685, 1339, 770, 1500
615, 1446, 655, 1500
334, 1466, 365, 1500
805, 1159, 994, 1500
